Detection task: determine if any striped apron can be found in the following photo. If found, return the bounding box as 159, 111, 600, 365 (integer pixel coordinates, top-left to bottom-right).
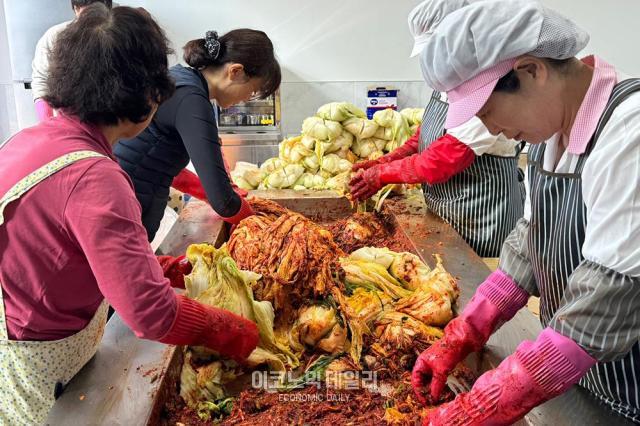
418, 91, 526, 257
0, 151, 110, 425
528, 79, 640, 423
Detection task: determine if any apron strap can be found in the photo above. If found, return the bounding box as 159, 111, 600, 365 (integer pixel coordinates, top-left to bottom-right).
0, 151, 107, 226
0, 150, 107, 341
419, 91, 448, 152
576, 79, 640, 173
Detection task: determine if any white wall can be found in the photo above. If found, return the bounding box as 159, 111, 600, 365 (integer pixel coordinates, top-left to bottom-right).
124, 0, 640, 81
125, 0, 423, 82
541, 0, 640, 76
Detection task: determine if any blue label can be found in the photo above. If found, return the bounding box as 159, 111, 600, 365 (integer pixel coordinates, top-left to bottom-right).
367, 89, 399, 97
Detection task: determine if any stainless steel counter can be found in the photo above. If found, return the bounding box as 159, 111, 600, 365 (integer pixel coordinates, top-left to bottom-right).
46, 195, 634, 425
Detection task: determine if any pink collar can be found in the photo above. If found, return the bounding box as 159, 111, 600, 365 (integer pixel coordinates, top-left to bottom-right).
567, 56, 617, 155
55, 113, 115, 160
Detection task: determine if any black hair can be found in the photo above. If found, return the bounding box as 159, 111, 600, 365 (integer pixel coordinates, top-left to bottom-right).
494, 70, 520, 93
45, 4, 175, 126
71, 0, 112, 9
494, 57, 574, 93
183, 28, 281, 99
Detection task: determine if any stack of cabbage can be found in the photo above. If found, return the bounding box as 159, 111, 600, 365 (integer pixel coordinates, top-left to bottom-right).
231, 102, 424, 193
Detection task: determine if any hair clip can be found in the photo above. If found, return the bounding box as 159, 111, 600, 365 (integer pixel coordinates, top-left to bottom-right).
204, 30, 221, 60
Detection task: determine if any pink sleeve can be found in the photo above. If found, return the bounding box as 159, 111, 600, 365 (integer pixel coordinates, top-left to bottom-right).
64, 161, 177, 340
34, 99, 54, 122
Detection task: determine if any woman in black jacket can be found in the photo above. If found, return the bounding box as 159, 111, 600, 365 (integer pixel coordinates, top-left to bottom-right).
115, 29, 280, 240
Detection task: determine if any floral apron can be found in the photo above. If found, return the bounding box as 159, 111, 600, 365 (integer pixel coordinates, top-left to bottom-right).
0, 151, 110, 425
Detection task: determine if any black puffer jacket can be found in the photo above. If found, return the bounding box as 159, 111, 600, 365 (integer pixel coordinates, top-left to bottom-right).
114, 64, 240, 241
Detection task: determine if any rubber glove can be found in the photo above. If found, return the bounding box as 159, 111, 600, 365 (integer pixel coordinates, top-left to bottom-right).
412, 270, 529, 403
349, 134, 475, 201
159, 294, 259, 363
422, 328, 596, 425
157, 255, 191, 289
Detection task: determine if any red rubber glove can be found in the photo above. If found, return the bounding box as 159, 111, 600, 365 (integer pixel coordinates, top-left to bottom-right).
171, 168, 252, 225
351, 127, 421, 172
159, 294, 259, 363
221, 196, 254, 226
172, 169, 248, 201
423, 328, 595, 425
349, 133, 475, 201
412, 270, 529, 403
34, 98, 54, 122
157, 255, 191, 289
172, 169, 208, 201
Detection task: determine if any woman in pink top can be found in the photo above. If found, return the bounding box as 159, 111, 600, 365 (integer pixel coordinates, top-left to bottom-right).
0, 5, 257, 423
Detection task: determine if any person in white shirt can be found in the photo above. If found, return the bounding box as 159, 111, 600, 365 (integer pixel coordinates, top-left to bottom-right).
31, 0, 113, 122
350, 0, 525, 258
409, 0, 640, 424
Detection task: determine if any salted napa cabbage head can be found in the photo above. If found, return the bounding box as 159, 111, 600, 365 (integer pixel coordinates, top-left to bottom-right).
293, 304, 348, 354
302, 154, 320, 173
400, 108, 425, 126
260, 157, 285, 174
294, 172, 326, 189
264, 164, 305, 189
342, 117, 378, 140
184, 243, 297, 367
389, 252, 431, 290
316, 102, 365, 122
302, 117, 342, 141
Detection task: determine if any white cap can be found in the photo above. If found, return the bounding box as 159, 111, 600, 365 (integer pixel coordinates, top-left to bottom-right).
407, 0, 469, 57
418, 0, 589, 128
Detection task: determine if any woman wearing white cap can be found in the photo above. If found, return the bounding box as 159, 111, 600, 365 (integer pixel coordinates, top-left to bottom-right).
410, 0, 640, 424
412, 0, 640, 425
349, 0, 526, 258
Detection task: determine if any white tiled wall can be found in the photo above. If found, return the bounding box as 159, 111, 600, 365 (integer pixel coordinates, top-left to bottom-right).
279, 80, 432, 138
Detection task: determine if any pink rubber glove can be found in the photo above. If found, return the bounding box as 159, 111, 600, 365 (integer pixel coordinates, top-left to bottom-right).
349, 134, 475, 201
412, 270, 529, 403
423, 328, 596, 425
351, 127, 420, 172
34, 98, 54, 122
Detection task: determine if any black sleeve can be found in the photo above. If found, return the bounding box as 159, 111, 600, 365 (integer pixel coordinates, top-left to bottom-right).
173, 92, 241, 217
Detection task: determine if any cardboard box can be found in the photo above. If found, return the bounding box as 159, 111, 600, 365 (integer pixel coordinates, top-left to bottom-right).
366, 86, 398, 119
